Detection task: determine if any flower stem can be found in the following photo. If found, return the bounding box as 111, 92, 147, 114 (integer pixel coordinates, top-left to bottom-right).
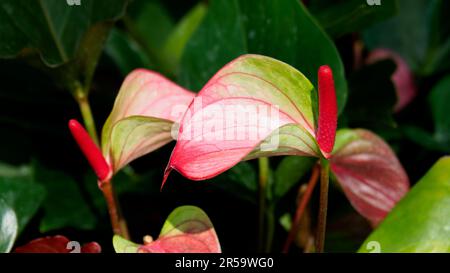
315, 158, 330, 253
258, 157, 269, 252
72, 86, 129, 239
99, 180, 130, 239
265, 204, 275, 252
282, 164, 320, 253
74, 88, 99, 146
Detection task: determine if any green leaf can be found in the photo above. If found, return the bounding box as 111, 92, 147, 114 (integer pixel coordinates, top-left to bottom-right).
113, 235, 139, 253
0, 0, 128, 94
33, 163, 97, 232
179, 0, 347, 113
211, 162, 258, 204
0, 164, 45, 233
429, 75, 450, 148
125, 0, 174, 56
274, 156, 316, 202
105, 28, 154, 75
0, 0, 127, 66
0, 163, 46, 252
359, 157, 450, 253
402, 125, 446, 152
363, 0, 450, 75
343, 60, 397, 131
123, 0, 174, 75
310, 0, 399, 38
0, 199, 18, 253
403, 75, 450, 153
122, 1, 206, 76
160, 3, 207, 74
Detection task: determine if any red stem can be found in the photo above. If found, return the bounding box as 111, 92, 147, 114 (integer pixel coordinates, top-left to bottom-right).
98, 180, 130, 239
282, 164, 320, 253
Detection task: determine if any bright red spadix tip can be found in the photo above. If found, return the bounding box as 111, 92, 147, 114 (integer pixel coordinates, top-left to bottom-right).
316, 65, 337, 159
68, 119, 111, 182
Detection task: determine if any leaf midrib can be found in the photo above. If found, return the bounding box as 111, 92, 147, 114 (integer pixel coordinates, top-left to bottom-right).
38, 0, 69, 62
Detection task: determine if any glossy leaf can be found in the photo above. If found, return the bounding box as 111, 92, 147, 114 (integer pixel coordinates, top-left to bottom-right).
363, 0, 450, 75
403, 75, 450, 153
160, 3, 207, 74
0, 0, 128, 97
359, 157, 450, 253
330, 129, 409, 226
0, 0, 127, 66
429, 76, 450, 149
34, 163, 97, 232
0, 164, 45, 233
101, 69, 195, 173
125, 0, 174, 59
123, 1, 205, 75
310, 0, 399, 38
0, 164, 45, 253
165, 54, 320, 182
14, 235, 101, 253
105, 28, 154, 75
179, 0, 348, 113
113, 206, 221, 253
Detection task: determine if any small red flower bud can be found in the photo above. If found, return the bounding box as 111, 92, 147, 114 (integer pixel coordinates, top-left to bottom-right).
317, 65, 337, 159
68, 119, 111, 182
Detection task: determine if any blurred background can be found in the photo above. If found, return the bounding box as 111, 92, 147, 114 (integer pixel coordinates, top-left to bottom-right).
0, 0, 449, 253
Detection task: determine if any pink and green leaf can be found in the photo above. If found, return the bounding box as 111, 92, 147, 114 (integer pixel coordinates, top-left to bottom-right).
330, 129, 410, 226
165, 54, 320, 182
101, 69, 195, 173
113, 206, 221, 253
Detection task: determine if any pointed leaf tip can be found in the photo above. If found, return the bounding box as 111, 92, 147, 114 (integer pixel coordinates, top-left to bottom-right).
160, 166, 173, 191
317, 65, 337, 158
68, 119, 111, 182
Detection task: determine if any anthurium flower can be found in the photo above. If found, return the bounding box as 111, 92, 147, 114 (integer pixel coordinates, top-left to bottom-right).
14, 235, 101, 253
330, 129, 409, 226
165, 54, 320, 181
164, 54, 409, 225
70, 69, 195, 180
113, 206, 221, 253
101, 69, 195, 173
